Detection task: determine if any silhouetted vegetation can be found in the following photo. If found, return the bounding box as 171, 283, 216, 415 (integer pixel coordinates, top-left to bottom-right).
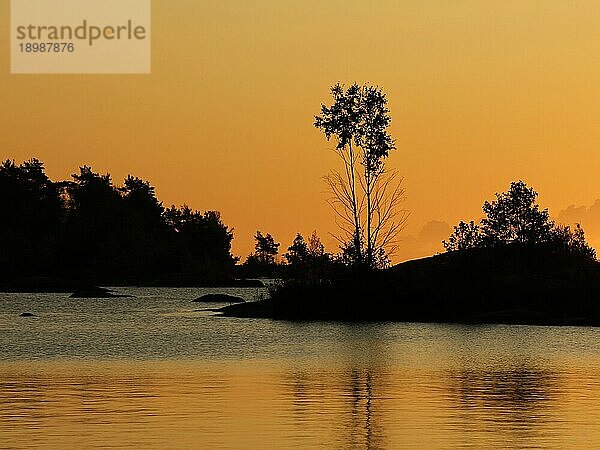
443, 181, 596, 261
239, 230, 344, 281
315, 83, 409, 270
222, 181, 600, 325
283, 231, 340, 283
0, 158, 238, 286
6, 154, 600, 326
240, 231, 281, 277
222, 242, 600, 324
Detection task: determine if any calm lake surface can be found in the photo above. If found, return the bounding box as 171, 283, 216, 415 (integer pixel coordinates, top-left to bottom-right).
3, 287, 600, 448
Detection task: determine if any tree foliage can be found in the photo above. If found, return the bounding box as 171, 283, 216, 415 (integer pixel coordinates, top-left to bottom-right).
284, 233, 309, 266
315, 83, 408, 270
244, 231, 280, 276
442, 221, 481, 252
284, 231, 328, 267
0, 158, 62, 273
549, 223, 596, 261
0, 159, 237, 282
281, 231, 338, 283
443, 181, 596, 261
480, 181, 552, 245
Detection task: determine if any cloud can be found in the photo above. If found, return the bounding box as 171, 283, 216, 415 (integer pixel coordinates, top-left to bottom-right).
556, 200, 600, 250
396, 220, 451, 262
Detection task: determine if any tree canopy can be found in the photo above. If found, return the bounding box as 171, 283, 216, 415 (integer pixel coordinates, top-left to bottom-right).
480, 180, 553, 245
315, 82, 408, 270
0, 158, 237, 283
443, 181, 596, 261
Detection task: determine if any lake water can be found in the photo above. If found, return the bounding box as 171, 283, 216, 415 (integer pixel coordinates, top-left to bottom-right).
3, 287, 600, 448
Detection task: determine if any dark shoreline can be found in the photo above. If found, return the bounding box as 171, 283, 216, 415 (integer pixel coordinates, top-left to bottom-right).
0, 275, 264, 294
218, 300, 600, 327
219, 245, 600, 326
5, 244, 600, 327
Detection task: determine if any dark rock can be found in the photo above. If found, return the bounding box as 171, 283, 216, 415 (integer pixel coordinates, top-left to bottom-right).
19, 312, 35, 317
192, 293, 245, 303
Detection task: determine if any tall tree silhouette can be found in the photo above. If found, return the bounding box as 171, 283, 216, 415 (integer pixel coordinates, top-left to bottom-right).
0, 159, 62, 276
250, 231, 280, 266
121, 175, 164, 231
284, 233, 309, 266
62, 166, 124, 274
243, 231, 280, 276
315, 83, 408, 269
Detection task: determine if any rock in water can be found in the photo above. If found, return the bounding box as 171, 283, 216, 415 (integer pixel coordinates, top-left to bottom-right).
19, 312, 35, 317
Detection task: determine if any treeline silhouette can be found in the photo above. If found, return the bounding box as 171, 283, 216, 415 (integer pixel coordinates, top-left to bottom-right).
223, 181, 600, 325
239, 230, 343, 280
0, 159, 237, 284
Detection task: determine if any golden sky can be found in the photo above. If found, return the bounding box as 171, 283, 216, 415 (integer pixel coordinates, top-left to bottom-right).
2, 0, 600, 261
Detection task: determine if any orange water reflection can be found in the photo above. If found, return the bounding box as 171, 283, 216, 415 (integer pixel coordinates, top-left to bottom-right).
2, 360, 600, 448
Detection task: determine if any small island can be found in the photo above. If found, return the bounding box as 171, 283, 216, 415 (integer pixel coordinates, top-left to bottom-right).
221, 181, 600, 326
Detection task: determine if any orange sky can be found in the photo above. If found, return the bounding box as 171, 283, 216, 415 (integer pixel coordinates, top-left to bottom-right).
2, 0, 600, 262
